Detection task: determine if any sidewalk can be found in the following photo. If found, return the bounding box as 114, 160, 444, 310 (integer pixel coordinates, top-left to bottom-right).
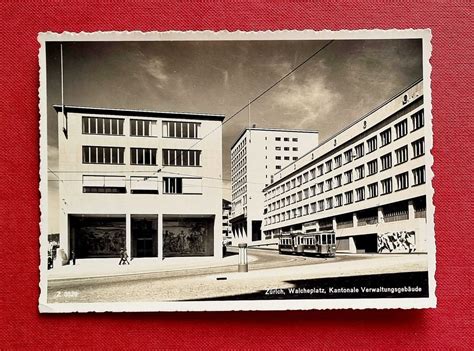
47, 253, 257, 281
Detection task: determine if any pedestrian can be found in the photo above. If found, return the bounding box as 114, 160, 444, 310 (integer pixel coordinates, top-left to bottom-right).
118, 248, 124, 265
71, 251, 76, 265
122, 249, 130, 265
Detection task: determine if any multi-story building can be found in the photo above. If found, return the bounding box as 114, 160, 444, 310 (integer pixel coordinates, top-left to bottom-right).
262, 79, 428, 253
54, 105, 224, 260
222, 199, 232, 239
230, 128, 319, 245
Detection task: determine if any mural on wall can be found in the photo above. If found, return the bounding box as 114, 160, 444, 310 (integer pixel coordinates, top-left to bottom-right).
377, 231, 416, 253
163, 219, 212, 257
74, 218, 126, 258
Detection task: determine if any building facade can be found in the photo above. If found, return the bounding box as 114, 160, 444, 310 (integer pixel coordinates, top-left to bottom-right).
230, 128, 319, 245
262, 80, 428, 253
222, 199, 232, 240
54, 105, 224, 260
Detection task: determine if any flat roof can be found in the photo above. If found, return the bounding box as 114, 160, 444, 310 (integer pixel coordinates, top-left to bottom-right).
231, 127, 319, 150
263, 77, 424, 191
53, 105, 225, 121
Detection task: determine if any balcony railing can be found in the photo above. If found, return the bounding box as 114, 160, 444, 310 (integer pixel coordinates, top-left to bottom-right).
358, 216, 378, 226
384, 211, 409, 223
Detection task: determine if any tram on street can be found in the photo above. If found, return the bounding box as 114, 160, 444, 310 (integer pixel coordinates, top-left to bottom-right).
278, 231, 336, 257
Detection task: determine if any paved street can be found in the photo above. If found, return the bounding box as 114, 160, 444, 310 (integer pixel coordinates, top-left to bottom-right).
47, 249, 428, 303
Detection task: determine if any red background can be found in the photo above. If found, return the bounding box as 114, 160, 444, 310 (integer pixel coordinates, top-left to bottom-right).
0, 1, 472, 349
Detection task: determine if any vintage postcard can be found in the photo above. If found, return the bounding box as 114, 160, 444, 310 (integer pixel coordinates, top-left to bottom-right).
38, 30, 436, 312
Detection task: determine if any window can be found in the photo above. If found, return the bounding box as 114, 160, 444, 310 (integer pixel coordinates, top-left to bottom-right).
395, 119, 408, 139
310, 185, 316, 197
325, 160, 332, 173
284, 156, 290, 160
367, 136, 377, 153
163, 177, 202, 194
355, 165, 365, 180
275, 137, 281, 141
310, 168, 316, 179
82, 175, 126, 193
381, 177, 392, 195
344, 170, 353, 184
130, 148, 157, 165
356, 187, 365, 202
317, 200, 325, 211
381, 153, 392, 171
284, 137, 289, 142
354, 143, 364, 158
396, 172, 409, 190
326, 197, 333, 209
334, 155, 342, 168
303, 172, 309, 183
335, 194, 343, 207
162, 149, 201, 166
131, 119, 157, 137
325, 179, 333, 191
292, 137, 298, 142
413, 166, 426, 186
284, 147, 290, 151
276, 156, 281, 160
345, 191, 353, 204
276, 165, 281, 170
303, 188, 309, 199
310, 202, 317, 213
317, 165, 324, 176
82, 146, 124, 164
344, 150, 353, 164
411, 110, 424, 131
82, 117, 124, 135
395, 146, 408, 165
380, 128, 392, 146
367, 159, 378, 176
292, 147, 298, 151
275, 146, 281, 151
334, 174, 342, 188
412, 138, 425, 158
297, 191, 303, 202
163, 121, 200, 139
317, 182, 324, 194
368, 183, 378, 198
130, 176, 159, 194
292, 157, 298, 161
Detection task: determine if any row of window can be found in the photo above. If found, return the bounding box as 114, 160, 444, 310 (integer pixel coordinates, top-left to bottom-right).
265, 167, 426, 220
275, 137, 299, 142
265, 137, 425, 201
81, 116, 201, 139
82, 146, 202, 167
82, 175, 202, 194
275, 146, 299, 152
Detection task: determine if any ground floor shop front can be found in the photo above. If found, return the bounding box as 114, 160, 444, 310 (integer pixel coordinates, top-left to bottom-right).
64, 214, 219, 261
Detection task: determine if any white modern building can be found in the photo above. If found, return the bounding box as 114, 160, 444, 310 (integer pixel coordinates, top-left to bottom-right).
262, 79, 428, 254
230, 128, 319, 245
54, 105, 224, 261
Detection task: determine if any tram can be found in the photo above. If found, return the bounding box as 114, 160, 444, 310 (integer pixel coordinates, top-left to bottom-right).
278, 231, 336, 257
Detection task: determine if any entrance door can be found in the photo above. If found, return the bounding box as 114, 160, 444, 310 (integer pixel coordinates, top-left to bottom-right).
136, 238, 154, 257
131, 215, 158, 258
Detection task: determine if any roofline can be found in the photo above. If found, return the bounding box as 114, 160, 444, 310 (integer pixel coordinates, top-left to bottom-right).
53, 105, 225, 121
263, 77, 424, 192
230, 127, 320, 150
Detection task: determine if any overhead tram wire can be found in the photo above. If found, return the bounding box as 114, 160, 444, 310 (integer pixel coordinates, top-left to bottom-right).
156, 40, 335, 173
47, 40, 334, 186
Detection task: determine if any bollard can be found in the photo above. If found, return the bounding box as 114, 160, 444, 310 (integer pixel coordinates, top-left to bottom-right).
237, 243, 248, 272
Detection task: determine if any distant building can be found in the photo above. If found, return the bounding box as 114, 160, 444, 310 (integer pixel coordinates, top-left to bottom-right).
230, 128, 319, 245
262, 79, 428, 254
222, 199, 232, 239
54, 105, 224, 261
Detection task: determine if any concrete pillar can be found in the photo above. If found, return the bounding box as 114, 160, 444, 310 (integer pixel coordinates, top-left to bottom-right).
332, 217, 337, 231
378, 207, 384, 224
126, 213, 132, 257
349, 236, 357, 253
158, 213, 163, 260
353, 212, 358, 227
315, 221, 320, 231
408, 200, 415, 220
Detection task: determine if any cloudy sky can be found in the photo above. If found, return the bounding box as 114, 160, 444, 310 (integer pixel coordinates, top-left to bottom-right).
46, 39, 422, 232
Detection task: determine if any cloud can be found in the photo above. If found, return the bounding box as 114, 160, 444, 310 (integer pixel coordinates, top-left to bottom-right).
139, 57, 169, 89
270, 76, 342, 129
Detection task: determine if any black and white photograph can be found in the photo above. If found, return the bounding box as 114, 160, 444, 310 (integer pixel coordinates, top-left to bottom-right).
38, 30, 435, 312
